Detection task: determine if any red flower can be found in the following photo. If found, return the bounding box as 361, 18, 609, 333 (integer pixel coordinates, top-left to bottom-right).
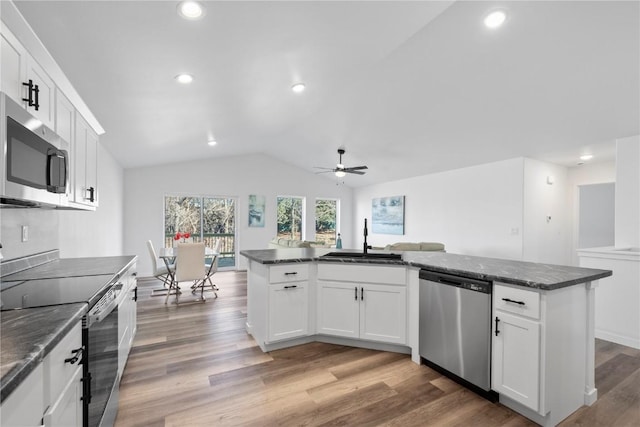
184, 232, 191, 239
174, 232, 181, 240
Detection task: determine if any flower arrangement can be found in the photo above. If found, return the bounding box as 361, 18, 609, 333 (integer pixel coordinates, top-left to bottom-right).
174, 232, 191, 243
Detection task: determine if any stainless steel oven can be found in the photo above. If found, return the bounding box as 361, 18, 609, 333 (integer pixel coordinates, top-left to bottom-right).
83, 281, 125, 427
0, 92, 70, 207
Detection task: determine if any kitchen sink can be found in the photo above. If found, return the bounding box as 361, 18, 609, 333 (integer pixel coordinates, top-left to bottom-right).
321, 251, 403, 260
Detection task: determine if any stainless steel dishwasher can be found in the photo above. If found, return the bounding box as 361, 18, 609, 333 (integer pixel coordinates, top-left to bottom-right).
419, 269, 495, 399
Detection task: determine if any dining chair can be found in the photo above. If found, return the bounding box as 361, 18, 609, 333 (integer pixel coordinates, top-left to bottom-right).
165, 242, 206, 304
146, 240, 174, 296
192, 239, 221, 300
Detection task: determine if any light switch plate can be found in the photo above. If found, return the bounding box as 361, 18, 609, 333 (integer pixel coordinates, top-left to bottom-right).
21, 225, 28, 242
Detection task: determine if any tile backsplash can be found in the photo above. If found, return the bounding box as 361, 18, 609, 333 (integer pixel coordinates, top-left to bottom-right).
0, 209, 59, 262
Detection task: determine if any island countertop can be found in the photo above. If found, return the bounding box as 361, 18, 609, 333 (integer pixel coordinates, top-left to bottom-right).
240, 248, 612, 291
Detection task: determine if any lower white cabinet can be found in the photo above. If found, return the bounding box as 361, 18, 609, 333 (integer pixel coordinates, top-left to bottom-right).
268, 282, 309, 342
0, 363, 44, 426
118, 265, 137, 379
317, 281, 406, 345
492, 310, 540, 410
43, 367, 83, 427
1, 322, 83, 426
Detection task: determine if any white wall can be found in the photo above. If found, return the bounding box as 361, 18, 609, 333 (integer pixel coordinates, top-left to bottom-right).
353, 158, 525, 260
0, 143, 124, 261
615, 135, 640, 248
0, 209, 59, 260
58, 144, 125, 257
123, 153, 353, 276
568, 160, 616, 265
522, 158, 571, 265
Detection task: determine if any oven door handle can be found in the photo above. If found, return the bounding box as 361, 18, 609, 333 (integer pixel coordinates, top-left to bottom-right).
87, 297, 118, 327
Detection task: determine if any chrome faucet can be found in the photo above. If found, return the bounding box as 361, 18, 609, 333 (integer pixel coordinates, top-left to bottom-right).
363, 219, 372, 254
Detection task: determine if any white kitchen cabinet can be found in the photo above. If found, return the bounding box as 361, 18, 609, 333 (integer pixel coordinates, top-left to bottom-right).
268, 282, 309, 342
317, 281, 407, 345
491, 281, 596, 426
74, 112, 99, 208
316, 263, 407, 345
118, 264, 137, 380
246, 262, 311, 350
0, 363, 44, 426
492, 310, 540, 410
42, 367, 82, 427
1, 321, 84, 426
55, 89, 75, 144
1, 24, 27, 103
317, 282, 360, 338
0, 24, 54, 128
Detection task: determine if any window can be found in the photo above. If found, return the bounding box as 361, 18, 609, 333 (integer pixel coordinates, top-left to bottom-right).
315, 199, 338, 247
277, 196, 305, 240
164, 195, 236, 268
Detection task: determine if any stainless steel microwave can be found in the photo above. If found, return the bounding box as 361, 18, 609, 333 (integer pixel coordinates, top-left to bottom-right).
0, 92, 70, 208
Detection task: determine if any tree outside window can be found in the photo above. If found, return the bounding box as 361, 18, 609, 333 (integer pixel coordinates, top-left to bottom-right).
277, 196, 304, 240
315, 199, 338, 246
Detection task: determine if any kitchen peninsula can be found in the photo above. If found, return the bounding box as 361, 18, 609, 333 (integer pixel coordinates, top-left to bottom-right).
241, 248, 612, 427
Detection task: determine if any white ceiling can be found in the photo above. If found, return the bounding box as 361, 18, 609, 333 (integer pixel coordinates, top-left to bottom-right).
14, 1, 640, 186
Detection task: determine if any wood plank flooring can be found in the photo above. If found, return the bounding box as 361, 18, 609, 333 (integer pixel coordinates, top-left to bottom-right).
115, 272, 640, 426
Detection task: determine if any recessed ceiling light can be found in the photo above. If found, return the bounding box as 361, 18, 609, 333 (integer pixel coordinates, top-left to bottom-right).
580, 154, 594, 161
175, 73, 194, 84
291, 83, 306, 93
207, 139, 217, 146
177, 1, 205, 20
484, 10, 506, 29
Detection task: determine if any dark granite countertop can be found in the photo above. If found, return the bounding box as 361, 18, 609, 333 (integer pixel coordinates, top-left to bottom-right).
0, 303, 87, 402
240, 249, 612, 290
2, 255, 137, 281
0, 254, 137, 402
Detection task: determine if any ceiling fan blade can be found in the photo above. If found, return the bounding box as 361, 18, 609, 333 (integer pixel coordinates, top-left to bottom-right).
314, 170, 334, 174
313, 166, 335, 171
344, 170, 366, 175
344, 165, 368, 171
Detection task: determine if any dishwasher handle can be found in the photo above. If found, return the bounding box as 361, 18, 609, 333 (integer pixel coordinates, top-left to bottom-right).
419, 270, 492, 294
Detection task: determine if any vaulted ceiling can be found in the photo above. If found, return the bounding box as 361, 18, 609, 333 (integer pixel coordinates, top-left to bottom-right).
14, 1, 639, 186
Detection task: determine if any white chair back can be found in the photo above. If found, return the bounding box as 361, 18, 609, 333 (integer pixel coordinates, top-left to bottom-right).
147, 240, 161, 275
176, 243, 205, 282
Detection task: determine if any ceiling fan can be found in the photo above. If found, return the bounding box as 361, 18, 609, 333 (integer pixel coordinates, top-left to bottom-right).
315, 149, 368, 177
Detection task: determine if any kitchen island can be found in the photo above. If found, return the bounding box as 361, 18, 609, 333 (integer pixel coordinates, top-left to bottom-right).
241, 248, 612, 427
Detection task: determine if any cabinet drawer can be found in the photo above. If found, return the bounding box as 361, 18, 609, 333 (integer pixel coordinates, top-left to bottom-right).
44, 322, 82, 401
269, 264, 309, 283
494, 283, 540, 320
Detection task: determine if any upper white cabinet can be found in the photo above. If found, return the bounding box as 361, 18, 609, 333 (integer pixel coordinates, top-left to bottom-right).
1, 24, 27, 103
74, 112, 99, 207
0, 24, 54, 129
55, 89, 75, 144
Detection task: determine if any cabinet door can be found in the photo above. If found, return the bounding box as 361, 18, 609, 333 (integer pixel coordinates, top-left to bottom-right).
0, 363, 44, 426
55, 90, 75, 144
492, 311, 540, 411
360, 284, 407, 344
268, 282, 308, 342
43, 367, 82, 427
25, 56, 55, 129
1, 26, 27, 102
74, 113, 99, 207
317, 281, 359, 338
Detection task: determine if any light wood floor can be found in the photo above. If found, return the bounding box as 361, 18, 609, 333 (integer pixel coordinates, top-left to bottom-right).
115, 272, 640, 427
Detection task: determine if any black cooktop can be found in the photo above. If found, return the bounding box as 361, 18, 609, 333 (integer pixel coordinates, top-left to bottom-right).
0, 274, 115, 310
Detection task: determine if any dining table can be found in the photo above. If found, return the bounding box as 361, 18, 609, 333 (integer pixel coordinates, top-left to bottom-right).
158, 246, 218, 296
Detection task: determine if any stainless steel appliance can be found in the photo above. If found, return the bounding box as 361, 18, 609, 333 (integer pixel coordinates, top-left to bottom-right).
1, 273, 128, 427
419, 269, 495, 399
0, 92, 69, 208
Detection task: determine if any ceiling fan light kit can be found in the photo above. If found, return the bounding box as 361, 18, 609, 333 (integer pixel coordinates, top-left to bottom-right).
314, 148, 368, 178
